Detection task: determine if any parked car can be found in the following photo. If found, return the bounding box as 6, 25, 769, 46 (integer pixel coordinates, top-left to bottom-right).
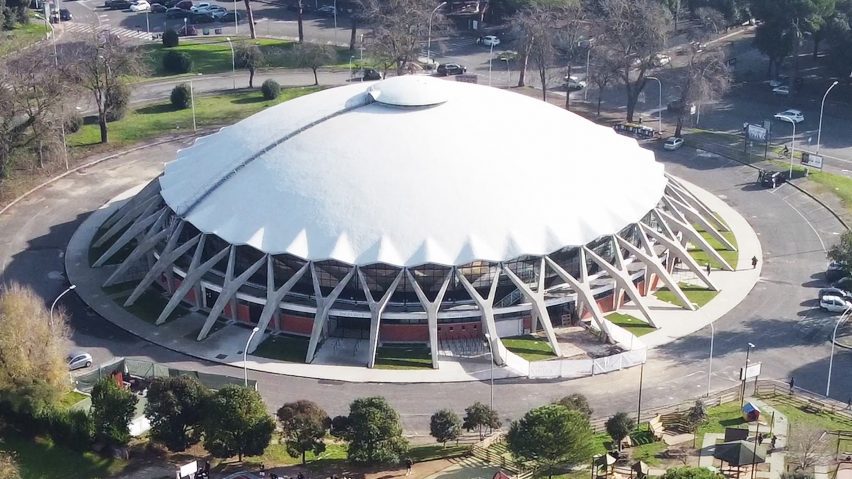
774, 109, 804, 123
481, 35, 500, 46
820, 295, 852, 313
663, 136, 684, 150
362, 68, 382, 80
67, 351, 93, 371
151, 3, 167, 12
833, 276, 852, 291
190, 1, 210, 11
130, 0, 150, 11
173, 0, 192, 9
652, 53, 671, 66
757, 169, 787, 188
819, 287, 852, 300
316, 5, 335, 15
436, 63, 466, 76
219, 10, 242, 22
208, 5, 227, 17
772, 85, 790, 96
190, 11, 215, 23
59, 7, 72, 20
166, 7, 191, 17
106, 0, 132, 9
564, 75, 586, 91
827, 260, 848, 282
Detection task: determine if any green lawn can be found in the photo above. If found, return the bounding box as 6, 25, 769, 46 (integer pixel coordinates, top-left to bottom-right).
689, 227, 738, 271
502, 335, 557, 361
655, 282, 719, 308
606, 312, 656, 337
57, 390, 88, 410
253, 334, 309, 363
141, 38, 370, 78
408, 443, 471, 462
241, 441, 467, 469
694, 402, 747, 447
375, 344, 432, 370
68, 86, 320, 149
0, 18, 50, 57
0, 432, 128, 479
764, 396, 852, 433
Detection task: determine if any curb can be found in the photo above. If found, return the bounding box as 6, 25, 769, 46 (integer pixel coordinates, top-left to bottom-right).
0, 130, 215, 219
685, 138, 851, 231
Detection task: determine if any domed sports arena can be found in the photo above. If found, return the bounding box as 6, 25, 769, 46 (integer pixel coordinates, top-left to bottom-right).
88, 76, 735, 369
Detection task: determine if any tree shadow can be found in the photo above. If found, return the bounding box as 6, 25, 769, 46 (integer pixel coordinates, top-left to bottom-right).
230, 96, 268, 105
137, 104, 177, 115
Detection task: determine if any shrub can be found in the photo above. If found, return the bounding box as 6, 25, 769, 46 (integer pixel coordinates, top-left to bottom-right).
64, 111, 83, 133
43, 408, 93, 450
261, 79, 280, 100
170, 83, 192, 109
104, 82, 130, 122
162, 50, 193, 74
162, 28, 179, 47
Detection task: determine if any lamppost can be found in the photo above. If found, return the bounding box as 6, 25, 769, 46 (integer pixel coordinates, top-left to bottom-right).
50, 285, 76, 322
426, 2, 447, 65
332, 0, 337, 45
584, 40, 593, 101
826, 308, 852, 397
349, 55, 354, 79
646, 76, 662, 134
706, 321, 715, 397
816, 80, 839, 155
233, 0, 238, 34
740, 342, 755, 408
488, 41, 494, 86
636, 361, 645, 426
189, 76, 198, 131
145, 9, 150, 37
226, 37, 235, 90
183, 17, 187, 36
778, 116, 796, 177
483, 333, 494, 414
244, 326, 260, 387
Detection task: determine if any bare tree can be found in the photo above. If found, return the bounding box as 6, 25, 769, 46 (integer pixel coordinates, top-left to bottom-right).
243, 0, 257, 39
588, 48, 619, 116
671, 46, 730, 137
288, 43, 336, 85
0, 47, 71, 178
236, 41, 265, 88
592, 0, 670, 122
68, 32, 143, 144
788, 426, 830, 472
360, 0, 444, 76
296, 0, 305, 43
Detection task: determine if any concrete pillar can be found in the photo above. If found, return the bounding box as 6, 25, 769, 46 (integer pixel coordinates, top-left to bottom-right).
246, 259, 310, 352
584, 240, 656, 328
502, 258, 561, 356
155, 244, 229, 325
103, 227, 169, 287
406, 268, 452, 369
544, 256, 613, 341
100, 179, 161, 231
640, 223, 716, 291
125, 231, 200, 307
456, 266, 506, 366
616, 234, 694, 311
197, 249, 267, 340
305, 264, 355, 363
359, 269, 403, 368
667, 195, 736, 252
93, 207, 167, 267
94, 195, 161, 248
656, 208, 733, 271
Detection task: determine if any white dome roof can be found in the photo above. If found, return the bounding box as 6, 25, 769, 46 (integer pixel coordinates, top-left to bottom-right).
159, 76, 667, 267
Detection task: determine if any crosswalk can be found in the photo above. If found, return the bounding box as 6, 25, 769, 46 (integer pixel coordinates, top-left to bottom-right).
61, 21, 153, 41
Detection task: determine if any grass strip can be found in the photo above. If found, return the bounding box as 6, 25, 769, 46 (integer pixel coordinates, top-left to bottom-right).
655, 282, 719, 308
252, 334, 309, 363
374, 344, 432, 370
606, 312, 656, 337
502, 335, 557, 361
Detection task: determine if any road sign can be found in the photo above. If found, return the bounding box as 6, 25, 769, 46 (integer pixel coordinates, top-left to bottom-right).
740, 362, 761, 380
176, 461, 197, 479
802, 152, 823, 169
746, 124, 767, 142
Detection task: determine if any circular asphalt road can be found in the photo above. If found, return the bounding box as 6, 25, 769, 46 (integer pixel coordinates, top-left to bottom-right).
0, 135, 848, 439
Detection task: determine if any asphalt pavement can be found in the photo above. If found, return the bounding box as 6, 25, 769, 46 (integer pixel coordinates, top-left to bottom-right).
0, 132, 848, 439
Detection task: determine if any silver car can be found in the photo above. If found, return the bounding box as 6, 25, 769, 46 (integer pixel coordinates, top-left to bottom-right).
67, 352, 93, 371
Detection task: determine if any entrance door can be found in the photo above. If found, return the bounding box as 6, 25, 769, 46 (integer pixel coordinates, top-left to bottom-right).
332, 316, 371, 340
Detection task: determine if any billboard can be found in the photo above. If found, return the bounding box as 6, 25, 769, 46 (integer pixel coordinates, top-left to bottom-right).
746, 124, 767, 142
801, 152, 823, 169
739, 362, 761, 380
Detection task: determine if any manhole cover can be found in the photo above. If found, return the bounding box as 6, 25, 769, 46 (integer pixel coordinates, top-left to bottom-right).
215, 354, 228, 359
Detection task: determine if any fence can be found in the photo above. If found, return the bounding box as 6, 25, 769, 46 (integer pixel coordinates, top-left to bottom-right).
73, 357, 256, 393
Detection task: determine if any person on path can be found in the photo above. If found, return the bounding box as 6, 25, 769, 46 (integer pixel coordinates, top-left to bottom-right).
789, 376, 795, 395
706, 262, 711, 275
405, 458, 414, 476
847, 396, 851, 410
770, 434, 777, 451
752, 256, 758, 269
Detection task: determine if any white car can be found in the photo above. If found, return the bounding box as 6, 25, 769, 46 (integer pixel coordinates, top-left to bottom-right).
564, 75, 587, 90
130, 0, 150, 11
772, 85, 790, 95
67, 351, 93, 371
190, 2, 210, 12
208, 5, 227, 16
820, 295, 852, 313
663, 136, 684, 150
481, 35, 500, 46
774, 109, 804, 123
653, 53, 671, 66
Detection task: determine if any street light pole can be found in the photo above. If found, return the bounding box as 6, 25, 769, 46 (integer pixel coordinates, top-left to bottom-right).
826, 308, 851, 397
584, 45, 592, 101
636, 361, 645, 426
50, 285, 76, 322
333, 0, 337, 45
781, 117, 796, 177
426, 2, 447, 65
488, 41, 494, 86
707, 321, 715, 397
740, 342, 755, 408
189, 79, 197, 131
233, 0, 238, 34
816, 80, 839, 155
349, 55, 354, 79
483, 333, 494, 415
244, 326, 260, 387
226, 37, 235, 90
145, 10, 150, 37
646, 76, 662, 134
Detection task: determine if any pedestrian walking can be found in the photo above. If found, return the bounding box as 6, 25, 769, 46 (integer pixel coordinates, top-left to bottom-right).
770, 434, 777, 451
847, 396, 851, 410
259, 464, 265, 478
706, 262, 711, 275
757, 432, 764, 445
752, 256, 758, 269
405, 458, 414, 476
789, 376, 795, 395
